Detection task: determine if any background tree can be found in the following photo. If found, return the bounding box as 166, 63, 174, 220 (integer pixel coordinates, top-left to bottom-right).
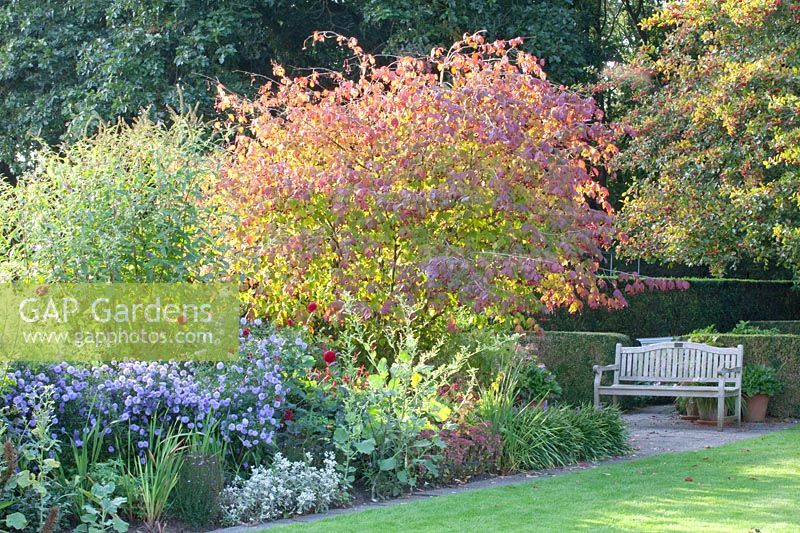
613, 0, 800, 277
0, 0, 662, 179
358, 0, 601, 85
0, 0, 363, 176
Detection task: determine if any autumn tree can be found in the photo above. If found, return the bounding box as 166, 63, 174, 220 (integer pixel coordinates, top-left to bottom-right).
614, 0, 800, 276
212, 33, 670, 325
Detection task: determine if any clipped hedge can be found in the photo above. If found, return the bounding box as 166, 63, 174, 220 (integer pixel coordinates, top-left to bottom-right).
750, 321, 800, 335
520, 332, 632, 405
543, 279, 800, 340
682, 334, 800, 418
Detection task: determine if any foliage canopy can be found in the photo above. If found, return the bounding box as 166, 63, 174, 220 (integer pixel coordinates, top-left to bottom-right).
212, 33, 659, 323
614, 0, 800, 276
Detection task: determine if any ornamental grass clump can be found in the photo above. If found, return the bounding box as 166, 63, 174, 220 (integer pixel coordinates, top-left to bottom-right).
478, 355, 628, 472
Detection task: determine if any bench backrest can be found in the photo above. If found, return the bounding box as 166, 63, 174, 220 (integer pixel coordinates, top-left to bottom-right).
614, 341, 743, 385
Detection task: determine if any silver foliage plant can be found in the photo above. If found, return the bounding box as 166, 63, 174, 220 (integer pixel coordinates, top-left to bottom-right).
220, 452, 349, 525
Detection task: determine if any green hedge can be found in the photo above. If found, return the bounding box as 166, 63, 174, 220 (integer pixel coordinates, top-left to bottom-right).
750, 321, 800, 335
520, 332, 632, 405
681, 334, 800, 418
543, 279, 800, 340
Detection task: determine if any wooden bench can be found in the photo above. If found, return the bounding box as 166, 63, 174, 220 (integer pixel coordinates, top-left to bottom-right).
593, 341, 743, 430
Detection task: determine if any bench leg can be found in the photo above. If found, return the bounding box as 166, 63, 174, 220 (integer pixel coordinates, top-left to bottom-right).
593, 373, 601, 409
735, 393, 742, 427
717, 394, 725, 432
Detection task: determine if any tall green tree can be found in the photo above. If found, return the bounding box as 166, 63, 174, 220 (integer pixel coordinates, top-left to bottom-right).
0, 0, 661, 178
0, 0, 362, 176
360, 0, 598, 84
614, 0, 800, 276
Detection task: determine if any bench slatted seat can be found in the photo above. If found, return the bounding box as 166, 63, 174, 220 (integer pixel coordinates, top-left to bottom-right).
593, 341, 743, 431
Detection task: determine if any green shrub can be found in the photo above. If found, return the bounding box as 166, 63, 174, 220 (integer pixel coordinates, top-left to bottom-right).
328, 304, 482, 500
742, 364, 784, 398
687, 321, 780, 337
751, 321, 800, 335
0, 111, 226, 282
519, 332, 632, 405
543, 279, 800, 339
517, 364, 562, 404
731, 321, 781, 335
680, 333, 800, 417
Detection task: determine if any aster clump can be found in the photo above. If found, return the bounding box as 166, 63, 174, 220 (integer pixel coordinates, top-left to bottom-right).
1, 324, 287, 460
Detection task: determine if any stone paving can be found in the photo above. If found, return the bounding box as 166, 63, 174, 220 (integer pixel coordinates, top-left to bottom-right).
625, 404, 795, 457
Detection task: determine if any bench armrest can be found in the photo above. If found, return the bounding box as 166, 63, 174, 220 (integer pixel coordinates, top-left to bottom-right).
593, 364, 618, 374
717, 366, 742, 377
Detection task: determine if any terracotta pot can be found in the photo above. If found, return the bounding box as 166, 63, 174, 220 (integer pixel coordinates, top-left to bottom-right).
744, 394, 770, 423
694, 418, 735, 428
679, 398, 700, 421
696, 399, 717, 421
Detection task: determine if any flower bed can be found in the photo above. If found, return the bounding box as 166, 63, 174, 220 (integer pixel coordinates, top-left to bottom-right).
1, 318, 630, 532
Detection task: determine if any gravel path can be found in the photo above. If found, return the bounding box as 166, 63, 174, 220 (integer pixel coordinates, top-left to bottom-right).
210, 405, 796, 533
625, 404, 794, 457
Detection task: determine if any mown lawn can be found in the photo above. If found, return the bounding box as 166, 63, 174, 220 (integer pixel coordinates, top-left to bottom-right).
271, 426, 800, 532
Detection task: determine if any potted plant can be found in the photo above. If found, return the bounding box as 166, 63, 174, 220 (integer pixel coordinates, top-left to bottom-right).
516, 363, 562, 409
742, 364, 783, 422
676, 397, 699, 420
693, 396, 736, 426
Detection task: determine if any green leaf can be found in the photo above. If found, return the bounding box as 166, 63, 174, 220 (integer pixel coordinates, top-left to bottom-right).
367, 374, 384, 389
333, 427, 349, 443
433, 404, 452, 422
112, 515, 129, 532
397, 469, 409, 484
5, 513, 28, 530
355, 438, 376, 454
379, 457, 397, 471
91, 481, 115, 498
14, 472, 31, 488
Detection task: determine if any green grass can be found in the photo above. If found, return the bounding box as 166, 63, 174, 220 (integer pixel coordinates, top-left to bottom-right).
271, 426, 800, 532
